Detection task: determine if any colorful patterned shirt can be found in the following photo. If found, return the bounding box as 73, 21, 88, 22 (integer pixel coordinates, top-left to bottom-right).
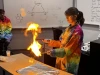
48, 24, 83, 74
0, 16, 12, 42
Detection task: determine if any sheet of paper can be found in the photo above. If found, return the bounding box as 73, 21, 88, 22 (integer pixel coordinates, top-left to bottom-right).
17, 63, 59, 75
0, 56, 16, 62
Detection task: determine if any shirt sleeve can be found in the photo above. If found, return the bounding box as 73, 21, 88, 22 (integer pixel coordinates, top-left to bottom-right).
48, 40, 61, 48
4, 20, 12, 34
51, 32, 81, 58
4, 20, 13, 42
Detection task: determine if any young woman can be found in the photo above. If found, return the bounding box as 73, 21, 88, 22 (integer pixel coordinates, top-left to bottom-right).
42, 7, 85, 74
0, 9, 13, 56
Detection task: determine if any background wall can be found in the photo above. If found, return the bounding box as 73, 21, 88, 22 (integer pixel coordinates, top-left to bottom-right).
9, 25, 99, 50
4, 0, 73, 28
0, 0, 100, 50
77, 0, 100, 25
0, 0, 3, 9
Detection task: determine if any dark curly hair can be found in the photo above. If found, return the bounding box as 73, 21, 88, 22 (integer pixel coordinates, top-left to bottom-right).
0, 9, 5, 14
65, 7, 85, 26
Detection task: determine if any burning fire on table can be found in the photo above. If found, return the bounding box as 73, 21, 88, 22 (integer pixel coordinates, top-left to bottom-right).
24, 22, 42, 57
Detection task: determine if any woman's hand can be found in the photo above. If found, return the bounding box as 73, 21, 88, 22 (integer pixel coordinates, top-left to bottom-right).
46, 50, 52, 55
46, 49, 55, 57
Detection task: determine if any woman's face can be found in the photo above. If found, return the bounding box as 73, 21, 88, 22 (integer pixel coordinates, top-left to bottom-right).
66, 15, 76, 25
0, 13, 4, 20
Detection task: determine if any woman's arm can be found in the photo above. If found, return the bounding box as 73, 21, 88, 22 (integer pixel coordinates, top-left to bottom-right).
4, 19, 13, 42
4, 20, 12, 34
51, 32, 81, 58
48, 40, 61, 48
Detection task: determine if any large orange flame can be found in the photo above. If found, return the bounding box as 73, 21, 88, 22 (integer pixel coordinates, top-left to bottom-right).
25, 22, 41, 56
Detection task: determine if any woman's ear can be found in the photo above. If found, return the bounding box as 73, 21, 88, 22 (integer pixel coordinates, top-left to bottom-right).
71, 15, 77, 20
74, 15, 77, 19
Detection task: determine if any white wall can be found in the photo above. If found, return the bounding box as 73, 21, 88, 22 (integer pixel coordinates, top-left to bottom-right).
82, 25, 99, 43
0, 0, 4, 9
4, 0, 73, 28
0, 0, 100, 49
